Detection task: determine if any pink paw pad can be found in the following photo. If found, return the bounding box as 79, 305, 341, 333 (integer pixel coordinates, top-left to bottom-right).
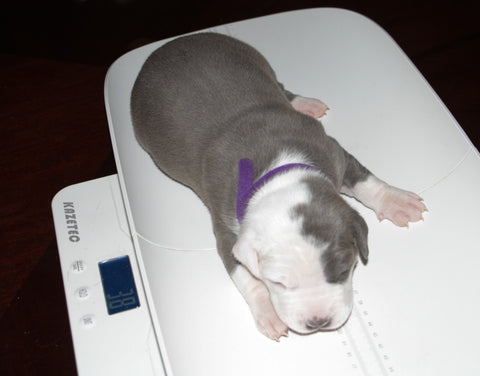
376, 187, 427, 227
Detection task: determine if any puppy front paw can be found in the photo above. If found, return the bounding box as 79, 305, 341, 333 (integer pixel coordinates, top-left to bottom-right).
251, 297, 289, 341
231, 265, 289, 341
374, 186, 427, 227
346, 176, 428, 228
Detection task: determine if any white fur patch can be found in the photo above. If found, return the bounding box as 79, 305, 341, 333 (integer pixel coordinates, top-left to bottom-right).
244, 151, 319, 229
266, 150, 312, 171
259, 236, 354, 333
232, 151, 355, 335
225, 151, 314, 236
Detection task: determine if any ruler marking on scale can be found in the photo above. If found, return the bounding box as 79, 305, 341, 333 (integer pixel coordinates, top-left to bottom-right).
343, 317, 368, 375
341, 290, 393, 375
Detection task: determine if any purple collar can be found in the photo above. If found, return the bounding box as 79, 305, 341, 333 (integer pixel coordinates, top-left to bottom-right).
236, 158, 320, 223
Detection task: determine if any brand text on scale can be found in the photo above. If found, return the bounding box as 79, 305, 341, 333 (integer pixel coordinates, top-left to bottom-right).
63, 202, 80, 242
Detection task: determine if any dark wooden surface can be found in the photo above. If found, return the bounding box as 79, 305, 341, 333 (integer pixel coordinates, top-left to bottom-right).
1, 0, 479, 374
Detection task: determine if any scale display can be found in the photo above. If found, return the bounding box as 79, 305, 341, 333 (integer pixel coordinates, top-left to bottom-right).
99, 255, 140, 315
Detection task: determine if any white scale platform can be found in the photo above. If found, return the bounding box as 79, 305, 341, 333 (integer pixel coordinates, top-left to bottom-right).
52, 8, 480, 376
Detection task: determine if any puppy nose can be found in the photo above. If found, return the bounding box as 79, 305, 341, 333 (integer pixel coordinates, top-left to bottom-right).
306, 317, 331, 330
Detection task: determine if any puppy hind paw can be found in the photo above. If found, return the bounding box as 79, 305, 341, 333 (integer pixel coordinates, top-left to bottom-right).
291, 96, 329, 118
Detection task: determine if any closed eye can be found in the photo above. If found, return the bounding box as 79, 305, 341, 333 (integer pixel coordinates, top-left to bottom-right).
338, 269, 351, 281
338, 261, 358, 282
267, 279, 287, 290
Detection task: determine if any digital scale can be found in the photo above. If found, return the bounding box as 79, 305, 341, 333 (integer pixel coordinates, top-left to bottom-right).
51, 8, 480, 375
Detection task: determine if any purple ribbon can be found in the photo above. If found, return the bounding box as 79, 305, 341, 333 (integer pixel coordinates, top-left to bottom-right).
236, 158, 319, 223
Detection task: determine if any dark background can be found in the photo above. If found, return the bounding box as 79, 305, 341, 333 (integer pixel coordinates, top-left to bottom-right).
1, 0, 479, 374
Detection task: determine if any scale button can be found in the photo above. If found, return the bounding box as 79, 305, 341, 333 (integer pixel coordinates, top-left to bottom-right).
80, 314, 95, 329
75, 287, 90, 300
71, 260, 86, 273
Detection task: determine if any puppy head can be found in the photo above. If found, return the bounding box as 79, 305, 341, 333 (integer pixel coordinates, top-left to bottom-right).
233, 183, 368, 334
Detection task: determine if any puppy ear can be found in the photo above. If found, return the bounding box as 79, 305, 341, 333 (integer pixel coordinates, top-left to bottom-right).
352, 212, 369, 265
232, 233, 260, 278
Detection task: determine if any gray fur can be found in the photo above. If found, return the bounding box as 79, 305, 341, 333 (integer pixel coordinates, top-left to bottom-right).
292, 175, 369, 274
131, 32, 372, 273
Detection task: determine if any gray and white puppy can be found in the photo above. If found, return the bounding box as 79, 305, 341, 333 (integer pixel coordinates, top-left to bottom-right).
131, 33, 426, 341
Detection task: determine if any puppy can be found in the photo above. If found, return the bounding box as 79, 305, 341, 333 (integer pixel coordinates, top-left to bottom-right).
131, 33, 426, 341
